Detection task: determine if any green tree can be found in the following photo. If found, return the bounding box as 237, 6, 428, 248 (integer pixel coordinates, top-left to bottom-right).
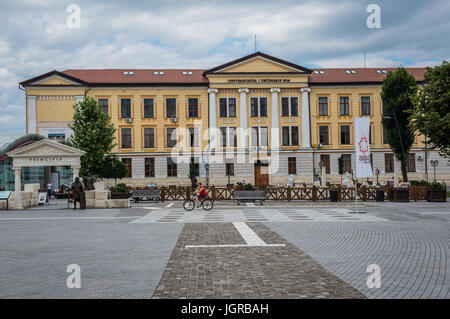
381, 68, 418, 182
101, 155, 128, 186
410, 61, 450, 159
70, 97, 116, 178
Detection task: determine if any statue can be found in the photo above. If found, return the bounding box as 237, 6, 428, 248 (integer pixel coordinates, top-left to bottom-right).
342, 172, 351, 188
288, 175, 294, 188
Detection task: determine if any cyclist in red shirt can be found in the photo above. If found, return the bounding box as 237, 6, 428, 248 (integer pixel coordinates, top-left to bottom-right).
195, 182, 207, 208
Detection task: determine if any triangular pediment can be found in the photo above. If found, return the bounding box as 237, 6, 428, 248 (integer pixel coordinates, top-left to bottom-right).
7, 139, 86, 158
20, 71, 87, 87
205, 52, 312, 75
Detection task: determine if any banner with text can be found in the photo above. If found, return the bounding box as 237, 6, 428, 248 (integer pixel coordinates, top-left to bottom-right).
354, 117, 373, 178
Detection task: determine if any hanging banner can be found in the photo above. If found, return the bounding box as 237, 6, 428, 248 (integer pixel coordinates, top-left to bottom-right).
354, 117, 373, 178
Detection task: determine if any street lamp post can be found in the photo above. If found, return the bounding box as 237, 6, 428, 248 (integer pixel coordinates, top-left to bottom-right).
430, 160, 439, 183
319, 162, 324, 186
375, 168, 380, 185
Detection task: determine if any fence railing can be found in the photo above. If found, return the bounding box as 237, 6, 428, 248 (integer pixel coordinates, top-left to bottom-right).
129, 185, 435, 202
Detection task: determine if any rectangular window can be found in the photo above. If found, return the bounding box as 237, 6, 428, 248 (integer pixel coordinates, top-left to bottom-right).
408, 153, 416, 172
189, 127, 199, 147
143, 98, 154, 118
361, 96, 371, 115
281, 97, 298, 117
319, 126, 329, 145
98, 98, 108, 114
226, 163, 234, 176
251, 127, 268, 147
167, 158, 177, 177
340, 125, 351, 144
383, 126, 388, 144
143, 127, 155, 148
188, 98, 198, 118
342, 154, 352, 173
220, 127, 237, 147
120, 98, 131, 118
282, 126, 300, 146
121, 158, 132, 178
385, 153, 394, 173
121, 128, 132, 148
166, 127, 177, 148
250, 97, 268, 117
318, 97, 328, 116
320, 155, 330, 174
339, 96, 350, 116
166, 98, 177, 118
219, 98, 236, 117
288, 157, 297, 175
144, 158, 155, 177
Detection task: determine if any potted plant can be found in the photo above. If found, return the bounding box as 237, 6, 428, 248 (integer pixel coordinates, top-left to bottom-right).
111, 183, 130, 199
427, 182, 447, 202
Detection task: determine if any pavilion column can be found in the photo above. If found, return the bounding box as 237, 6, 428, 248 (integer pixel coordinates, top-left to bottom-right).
72, 165, 80, 182
208, 88, 219, 151
238, 88, 249, 150
300, 88, 311, 149
27, 95, 37, 134
13, 167, 23, 210
270, 88, 281, 151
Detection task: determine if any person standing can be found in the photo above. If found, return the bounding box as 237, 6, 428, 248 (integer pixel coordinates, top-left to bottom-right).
71, 177, 84, 210
46, 180, 53, 203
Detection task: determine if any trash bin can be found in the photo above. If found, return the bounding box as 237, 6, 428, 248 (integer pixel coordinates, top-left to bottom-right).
376, 189, 384, 202
330, 189, 338, 202
80, 192, 86, 210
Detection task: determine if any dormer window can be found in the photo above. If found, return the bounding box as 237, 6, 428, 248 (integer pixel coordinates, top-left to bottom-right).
182, 71, 193, 75
376, 70, 387, 74
346, 70, 357, 74
122, 71, 134, 75
153, 71, 165, 75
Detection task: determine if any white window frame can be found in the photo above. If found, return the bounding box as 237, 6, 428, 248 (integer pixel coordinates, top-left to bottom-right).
282, 126, 300, 146
251, 126, 268, 147
189, 127, 199, 147
281, 96, 299, 117
219, 97, 237, 118
220, 127, 237, 147
250, 97, 268, 117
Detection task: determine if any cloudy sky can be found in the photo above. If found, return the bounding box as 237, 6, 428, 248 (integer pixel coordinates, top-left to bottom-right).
0, 0, 449, 135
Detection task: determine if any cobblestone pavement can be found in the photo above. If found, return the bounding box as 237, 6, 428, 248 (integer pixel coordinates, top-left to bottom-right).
266, 220, 449, 299
152, 222, 366, 299
0, 211, 182, 298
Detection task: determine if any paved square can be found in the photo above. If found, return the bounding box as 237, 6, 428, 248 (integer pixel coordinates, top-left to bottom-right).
0, 201, 448, 299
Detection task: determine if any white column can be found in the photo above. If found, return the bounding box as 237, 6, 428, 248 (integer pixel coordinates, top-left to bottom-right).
301, 88, 311, 149
238, 88, 249, 150
208, 88, 219, 151
270, 88, 281, 151
72, 165, 80, 181
14, 167, 23, 210
27, 95, 37, 134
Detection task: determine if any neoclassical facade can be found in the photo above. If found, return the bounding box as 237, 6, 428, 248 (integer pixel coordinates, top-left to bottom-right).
19, 52, 449, 186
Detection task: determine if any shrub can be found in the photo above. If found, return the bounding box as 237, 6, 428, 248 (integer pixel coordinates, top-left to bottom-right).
431, 182, 444, 191
114, 183, 128, 193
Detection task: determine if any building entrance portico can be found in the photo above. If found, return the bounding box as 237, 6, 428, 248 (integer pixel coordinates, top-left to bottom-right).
6, 139, 85, 209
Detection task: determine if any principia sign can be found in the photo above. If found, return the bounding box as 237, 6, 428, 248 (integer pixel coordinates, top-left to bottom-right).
227, 79, 291, 84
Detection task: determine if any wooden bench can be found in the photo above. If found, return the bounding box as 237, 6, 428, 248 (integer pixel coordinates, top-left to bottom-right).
234, 190, 266, 206
131, 189, 161, 203
0, 191, 12, 210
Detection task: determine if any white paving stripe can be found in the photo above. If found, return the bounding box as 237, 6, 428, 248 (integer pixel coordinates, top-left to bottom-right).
166, 203, 174, 208
0, 216, 135, 221
185, 222, 286, 248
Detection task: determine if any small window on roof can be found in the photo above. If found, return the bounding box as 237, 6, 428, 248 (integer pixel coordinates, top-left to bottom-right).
153, 71, 165, 75
345, 70, 351, 74
123, 71, 134, 75
319, 70, 325, 74
182, 71, 193, 75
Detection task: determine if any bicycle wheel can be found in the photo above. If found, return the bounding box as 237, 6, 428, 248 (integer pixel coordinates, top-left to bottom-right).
202, 199, 214, 211
183, 199, 195, 211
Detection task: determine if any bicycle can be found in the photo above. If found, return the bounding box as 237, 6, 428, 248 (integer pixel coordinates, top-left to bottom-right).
183, 195, 214, 211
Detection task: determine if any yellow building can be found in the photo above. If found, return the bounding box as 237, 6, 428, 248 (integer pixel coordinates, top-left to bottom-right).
20, 52, 449, 186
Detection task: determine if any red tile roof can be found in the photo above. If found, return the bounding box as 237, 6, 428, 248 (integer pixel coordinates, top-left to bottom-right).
309, 68, 427, 84
61, 69, 208, 85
